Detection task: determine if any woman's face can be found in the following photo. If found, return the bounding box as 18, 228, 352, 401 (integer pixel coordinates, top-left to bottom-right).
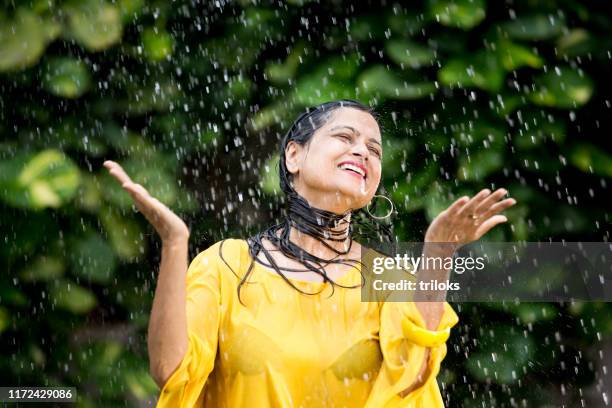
285, 107, 383, 214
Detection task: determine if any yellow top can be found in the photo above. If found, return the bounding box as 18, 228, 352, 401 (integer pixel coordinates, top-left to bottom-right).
156, 238, 459, 408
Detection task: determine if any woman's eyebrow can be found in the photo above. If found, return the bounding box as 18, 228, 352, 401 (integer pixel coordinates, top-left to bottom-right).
329, 125, 381, 146
330, 125, 359, 135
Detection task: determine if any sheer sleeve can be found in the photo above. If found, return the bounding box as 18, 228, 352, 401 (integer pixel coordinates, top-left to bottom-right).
365, 301, 459, 408
156, 241, 224, 407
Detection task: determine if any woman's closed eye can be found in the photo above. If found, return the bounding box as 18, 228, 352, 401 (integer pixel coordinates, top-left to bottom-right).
336, 134, 382, 158
369, 147, 382, 158
336, 133, 352, 142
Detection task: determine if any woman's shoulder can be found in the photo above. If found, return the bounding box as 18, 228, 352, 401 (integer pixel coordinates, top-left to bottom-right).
195, 237, 248, 255
189, 238, 252, 278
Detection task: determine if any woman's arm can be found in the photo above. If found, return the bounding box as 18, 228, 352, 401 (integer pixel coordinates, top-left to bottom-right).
415, 188, 516, 329
102, 160, 193, 389
413, 242, 454, 330
398, 188, 516, 396
401, 244, 452, 396
147, 238, 190, 388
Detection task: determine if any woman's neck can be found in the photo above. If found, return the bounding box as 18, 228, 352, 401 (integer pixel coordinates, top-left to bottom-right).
287, 216, 352, 259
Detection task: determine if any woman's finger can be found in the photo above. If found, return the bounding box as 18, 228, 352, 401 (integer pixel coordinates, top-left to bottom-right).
474, 214, 508, 239
127, 182, 152, 199
445, 196, 470, 216
479, 198, 517, 219
103, 160, 189, 241
104, 160, 134, 186
457, 189, 491, 216
120, 182, 156, 212
473, 188, 508, 214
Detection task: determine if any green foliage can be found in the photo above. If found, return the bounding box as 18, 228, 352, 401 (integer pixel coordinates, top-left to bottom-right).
1, 0, 610, 405
465, 324, 536, 384
63, 0, 123, 51
427, 0, 486, 30
0, 8, 60, 72
43, 57, 92, 98
530, 66, 594, 108
0, 149, 81, 209
500, 14, 566, 41
141, 27, 174, 62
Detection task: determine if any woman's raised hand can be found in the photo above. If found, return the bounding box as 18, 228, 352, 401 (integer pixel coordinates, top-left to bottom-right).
103, 160, 190, 244
424, 188, 516, 247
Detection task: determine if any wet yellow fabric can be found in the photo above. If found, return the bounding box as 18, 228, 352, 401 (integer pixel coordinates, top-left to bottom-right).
156, 238, 459, 408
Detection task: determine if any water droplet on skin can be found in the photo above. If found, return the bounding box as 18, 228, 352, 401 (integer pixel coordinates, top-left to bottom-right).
360, 178, 367, 196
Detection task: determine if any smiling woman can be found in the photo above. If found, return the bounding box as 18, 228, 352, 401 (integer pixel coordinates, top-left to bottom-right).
104, 99, 515, 408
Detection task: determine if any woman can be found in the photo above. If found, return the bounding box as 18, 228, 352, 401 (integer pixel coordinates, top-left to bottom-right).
104, 99, 515, 407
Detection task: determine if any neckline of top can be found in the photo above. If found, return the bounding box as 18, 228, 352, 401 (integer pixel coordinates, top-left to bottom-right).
238, 238, 364, 287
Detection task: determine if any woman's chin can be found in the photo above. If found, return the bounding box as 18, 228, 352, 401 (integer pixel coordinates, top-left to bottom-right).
336, 186, 373, 209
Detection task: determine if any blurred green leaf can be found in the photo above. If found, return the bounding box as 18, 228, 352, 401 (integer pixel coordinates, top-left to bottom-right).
75, 173, 103, 213
427, 0, 486, 30
556, 29, 598, 58
497, 39, 544, 71
261, 154, 281, 196
295, 78, 355, 105
500, 14, 566, 41
265, 42, 307, 85
439, 50, 504, 92
349, 15, 387, 41
569, 143, 612, 177
513, 110, 566, 150
387, 11, 429, 36
514, 303, 558, 324
385, 39, 436, 68
50, 279, 97, 314
64, 0, 123, 51
117, 0, 145, 22
424, 182, 455, 221
19, 255, 65, 282
0, 285, 28, 307
43, 57, 91, 98
489, 93, 525, 118
0, 210, 58, 260
99, 205, 145, 261
124, 79, 184, 114
454, 120, 506, 149
393, 161, 438, 212
0, 8, 60, 72
69, 233, 117, 284
466, 325, 535, 384
486, 302, 559, 324
249, 101, 288, 131
529, 66, 594, 108
458, 149, 504, 181
141, 27, 174, 62
76, 340, 124, 387
358, 65, 437, 100
569, 302, 612, 336
0, 307, 9, 334
292, 55, 361, 105
0, 149, 81, 210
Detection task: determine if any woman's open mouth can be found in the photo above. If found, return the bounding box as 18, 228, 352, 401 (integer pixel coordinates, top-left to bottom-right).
338, 162, 367, 180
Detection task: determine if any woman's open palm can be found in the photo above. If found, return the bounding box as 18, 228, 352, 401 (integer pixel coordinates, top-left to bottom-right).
103, 160, 190, 243
425, 188, 516, 247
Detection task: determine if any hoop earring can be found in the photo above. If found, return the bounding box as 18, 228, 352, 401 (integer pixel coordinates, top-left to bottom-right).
366, 194, 394, 220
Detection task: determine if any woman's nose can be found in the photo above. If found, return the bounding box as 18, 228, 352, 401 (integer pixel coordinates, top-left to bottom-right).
352, 144, 368, 160
351, 142, 369, 159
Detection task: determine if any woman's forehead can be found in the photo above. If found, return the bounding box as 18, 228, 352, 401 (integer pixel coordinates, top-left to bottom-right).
322, 108, 381, 139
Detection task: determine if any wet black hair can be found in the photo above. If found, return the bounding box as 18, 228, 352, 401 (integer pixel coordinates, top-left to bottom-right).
220, 99, 395, 302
